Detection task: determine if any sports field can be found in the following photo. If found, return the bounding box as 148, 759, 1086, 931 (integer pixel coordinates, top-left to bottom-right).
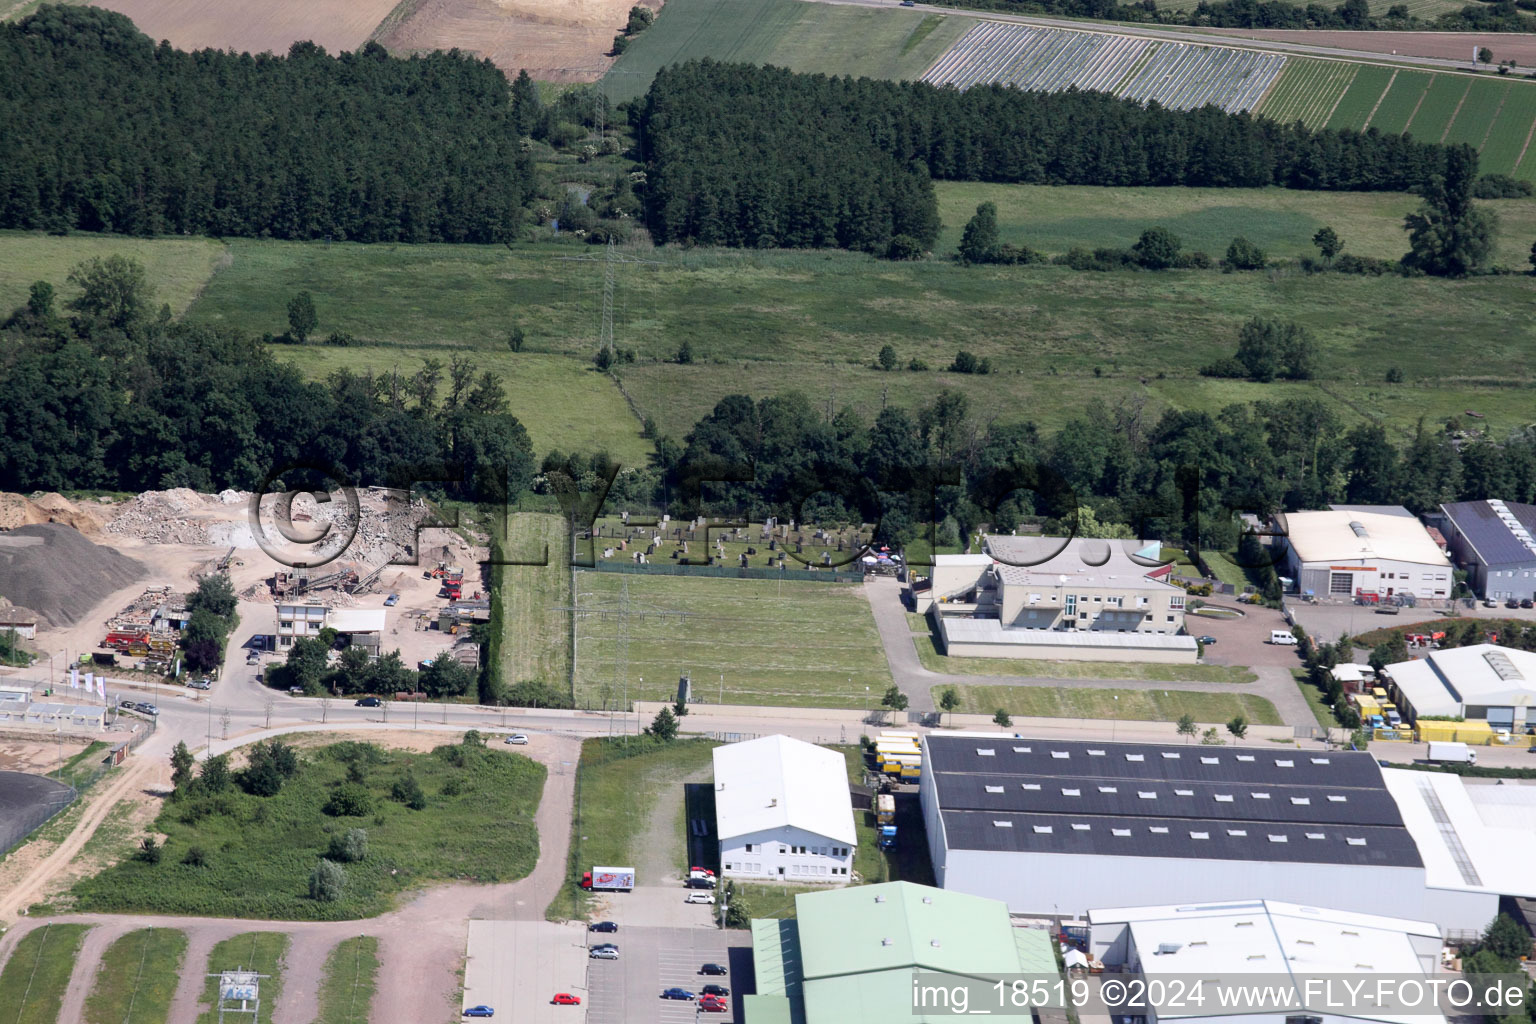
1257, 60, 1536, 176
601, 0, 967, 100
571, 572, 892, 709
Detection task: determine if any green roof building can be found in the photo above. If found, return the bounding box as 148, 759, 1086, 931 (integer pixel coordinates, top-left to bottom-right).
747, 881, 1057, 1024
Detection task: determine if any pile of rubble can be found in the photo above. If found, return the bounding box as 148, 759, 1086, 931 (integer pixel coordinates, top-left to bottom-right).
106, 488, 215, 545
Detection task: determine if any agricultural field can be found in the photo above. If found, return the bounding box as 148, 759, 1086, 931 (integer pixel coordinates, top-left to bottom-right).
1161, 0, 1464, 12
0, 230, 227, 317
500, 513, 575, 691
1259, 60, 1536, 176
601, 0, 967, 101
937, 683, 1283, 725
83, 928, 188, 1024
923, 23, 1284, 113
0, 924, 91, 1024
571, 572, 892, 709
84, 0, 400, 55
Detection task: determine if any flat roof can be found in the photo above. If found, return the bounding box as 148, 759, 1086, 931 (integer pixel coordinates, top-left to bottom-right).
926, 736, 1419, 867
714, 735, 856, 845
932, 554, 994, 567
327, 609, 387, 634
1441, 499, 1536, 567
982, 536, 1181, 592
939, 618, 1198, 651
1089, 899, 1442, 1024
1381, 768, 1536, 896
1278, 511, 1450, 568
23, 703, 104, 716
1385, 645, 1536, 717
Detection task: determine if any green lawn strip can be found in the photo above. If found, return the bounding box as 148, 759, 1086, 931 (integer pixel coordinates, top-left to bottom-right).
1200, 550, 1265, 590
0, 230, 225, 316
315, 936, 381, 1024
70, 739, 544, 920
1292, 669, 1341, 731
917, 634, 1256, 683
501, 513, 575, 694
938, 683, 1282, 726
83, 928, 189, 1024
0, 923, 91, 1024
552, 737, 720, 920
905, 612, 932, 632
572, 573, 891, 710
727, 883, 820, 922
194, 933, 288, 1024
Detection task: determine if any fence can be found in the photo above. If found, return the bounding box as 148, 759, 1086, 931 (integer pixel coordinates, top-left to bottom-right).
584, 561, 864, 584
0, 777, 76, 859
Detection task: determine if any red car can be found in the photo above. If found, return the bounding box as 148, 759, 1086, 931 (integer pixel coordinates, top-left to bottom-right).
552, 994, 581, 1006
691, 866, 716, 876
699, 995, 728, 1013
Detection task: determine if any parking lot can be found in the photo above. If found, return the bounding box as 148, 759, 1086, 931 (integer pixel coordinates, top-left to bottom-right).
462, 920, 590, 1023
586, 926, 754, 1024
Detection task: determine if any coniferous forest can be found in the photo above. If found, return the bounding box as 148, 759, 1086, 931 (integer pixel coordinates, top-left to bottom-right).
0, 6, 534, 242
635, 61, 1455, 251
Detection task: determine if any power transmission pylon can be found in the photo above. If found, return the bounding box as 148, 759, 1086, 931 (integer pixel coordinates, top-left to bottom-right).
600, 238, 616, 354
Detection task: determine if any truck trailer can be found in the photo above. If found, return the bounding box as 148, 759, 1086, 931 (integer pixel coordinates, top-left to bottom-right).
582, 866, 636, 892
1427, 741, 1476, 765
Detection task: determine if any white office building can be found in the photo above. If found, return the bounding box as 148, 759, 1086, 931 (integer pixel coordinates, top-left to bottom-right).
714, 735, 857, 884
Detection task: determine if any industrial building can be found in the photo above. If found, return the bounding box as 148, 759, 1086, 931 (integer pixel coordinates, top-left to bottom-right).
714, 735, 857, 883
747, 881, 1057, 1024
1439, 499, 1536, 601
925, 538, 1197, 663
0, 617, 37, 640
0, 702, 106, 731
274, 605, 386, 655
1276, 510, 1451, 601
918, 735, 1524, 933
1089, 899, 1446, 1024
1381, 644, 1536, 734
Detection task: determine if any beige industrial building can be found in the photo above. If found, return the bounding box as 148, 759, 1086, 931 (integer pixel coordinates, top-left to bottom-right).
1278, 510, 1452, 601
925, 537, 1197, 663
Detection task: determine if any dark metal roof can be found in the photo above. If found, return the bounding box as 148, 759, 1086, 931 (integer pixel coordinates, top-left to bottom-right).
939, 810, 1423, 867
1442, 500, 1536, 568
926, 737, 1419, 867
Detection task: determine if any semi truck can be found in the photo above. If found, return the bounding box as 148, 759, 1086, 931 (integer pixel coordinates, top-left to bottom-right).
581, 866, 636, 892
876, 793, 895, 825
1427, 741, 1476, 765
878, 825, 898, 850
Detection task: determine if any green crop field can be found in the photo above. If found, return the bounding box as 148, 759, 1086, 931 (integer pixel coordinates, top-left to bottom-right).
84, 928, 189, 1024
0, 924, 91, 1024
1443, 80, 1506, 148
68, 739, 546, 920
602, 0, 968, 102
572, 571, 891, 709
1481, 85, 1536, 172
1256, 59, 1357, 128
194, 933, 287, 1024
316, 936, 380, 1024
0, 230, 226, 316
1157, 0, 1461, 11
1369, 70, 1433, 134
1404, 74, 1469, 141
500, 513, 575, 690
1325, 64, 1395, 129
938, 683, 1283, 725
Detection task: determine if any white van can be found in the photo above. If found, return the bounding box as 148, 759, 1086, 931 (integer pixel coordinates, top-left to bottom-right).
1270, 630, 1299, 645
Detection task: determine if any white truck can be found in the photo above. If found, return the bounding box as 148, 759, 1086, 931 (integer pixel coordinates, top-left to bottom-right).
1427, 741, 1476, 765
582, 866, 636, 892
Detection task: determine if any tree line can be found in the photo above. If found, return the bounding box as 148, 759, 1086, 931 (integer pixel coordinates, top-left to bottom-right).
0, 256, 535, 498
634, 61, 1455, 251
0, 6, 535, 241
923, 0, 1536, 34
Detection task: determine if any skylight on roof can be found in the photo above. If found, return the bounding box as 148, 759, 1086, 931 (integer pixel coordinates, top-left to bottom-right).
1306, 832, 1326, 840
1276, 759, 1295, 767
1072, 823, 1090, 831
1126, 754, 1145, 762
1327, 795, 1347, 803
1215, 794, 1234, 802
1051, 751, 1070, 759
1311, 758, 1331, 765
1022, 783, 1041, 791
1149, 826, 1169, 834
1098, 786, 1118, 794
1112, 828, 1131, 837
1237, 755, 1255, 762
1228, 829, 1247, 837
993, 821, 1013, 828
977, 748, 997, 757
1190, 831, 1209, 839
985, 785, 1004, 794
1252, 792, 1271, 800
1175, 789, 1193, 796
1087, 749, 1105, 756
1269, 834, 1288, 843
1013, 746, 1032, 753
1201, 757, 1220, 765
1062, 788, 1081, 797
1138, 791, 1157, 799
1162, 752, 1181, 759
1033, 825, 1053, 834
1291, 797, 1311, 806
1346, 837, 1367, 846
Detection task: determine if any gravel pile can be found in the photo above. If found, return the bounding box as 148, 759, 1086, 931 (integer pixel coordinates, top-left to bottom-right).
106, 488, 215, 545
0, 523, 146, 628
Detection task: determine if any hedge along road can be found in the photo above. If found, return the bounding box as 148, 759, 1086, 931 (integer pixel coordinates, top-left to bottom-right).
802, 0, 1534, 73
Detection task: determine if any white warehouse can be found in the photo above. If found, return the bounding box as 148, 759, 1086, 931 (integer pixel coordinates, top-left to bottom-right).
918, 735, 1520, 934
714, 735, 857, 884
1277, 510, 1451, 602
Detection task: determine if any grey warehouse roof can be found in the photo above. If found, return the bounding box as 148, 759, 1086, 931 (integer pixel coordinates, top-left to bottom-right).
1441, 499, 1536, 567
926, 736, 1419, 868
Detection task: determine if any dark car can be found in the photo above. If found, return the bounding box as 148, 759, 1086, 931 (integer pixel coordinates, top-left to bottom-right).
1523, 599, 1534, 609
589, 921, 618, 933
355, 696, 381, 707
1196, 636, 1217, 645
1507, 599, 1520, 609
1377, 759, 1392, 767
661, 988, 695, 1000
702, 984, 730, 997
700, 963, 728, 976
685, 877, 715, 889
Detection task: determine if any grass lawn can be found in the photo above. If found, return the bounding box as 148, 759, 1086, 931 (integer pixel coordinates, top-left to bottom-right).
83, 928, 188, 1024
1293, 668, 1340, 730
1201, 550, 1257, 589
938, 683, 1283, 725
0, 923, 91, 1024
552, 736, 719, 920
315, 936, 380, 1024
933, 182, 1536, 265
729, 883, 821, 921
573, 572, 891, 709
68, 738, 545, 920
602, 0, 967, 102
194, 933, 287, 1024
500, 513, 575, 692
917, 634, 1257, 683
0, 230, 227, 316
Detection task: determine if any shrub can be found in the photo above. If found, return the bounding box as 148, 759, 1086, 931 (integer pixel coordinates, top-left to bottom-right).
1223, 236, 1266, 270
309, 859, 346, 902
949, 350, 980, 374
990, 242, 1043, 265
137, 836, 162, 865
877, 344, 898, 371
323, 783, 374, 817
1199, 356, 1247, 379
884, 234, 923, 261
324, 331, 356, 346
1334, 253, 1396, 276
1132, 226, 1181, 269
182, 845, 209, 867
1385, 366, 1404, 383
391, 774, 427, 810
1173, 250, 1213, 269
1472, 173, 1534, 199
327, 828, 368, 863
907, 358, 928, 371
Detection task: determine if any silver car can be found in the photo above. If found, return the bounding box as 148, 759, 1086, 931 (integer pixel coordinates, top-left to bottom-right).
589, 947, 619, 960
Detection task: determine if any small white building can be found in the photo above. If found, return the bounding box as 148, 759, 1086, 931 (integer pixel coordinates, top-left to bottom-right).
1278, 510, 1451, 601
714, 735, 857, 884
1089, 899, 1446, 1024
0, 619, 37, 640
274, 605, 387, 649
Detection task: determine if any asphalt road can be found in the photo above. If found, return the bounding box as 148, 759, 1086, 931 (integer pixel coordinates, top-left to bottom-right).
800, 0, 1522, 73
